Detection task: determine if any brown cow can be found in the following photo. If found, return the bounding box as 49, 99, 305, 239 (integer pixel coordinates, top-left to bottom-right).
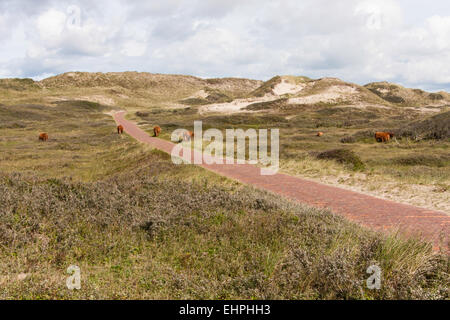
183, 131, 194, 141
38, 133, 48, 141
117, 125, 124, 134
317, 132, 324, 137
153, 126, 161, 137
375, 132, 394, 143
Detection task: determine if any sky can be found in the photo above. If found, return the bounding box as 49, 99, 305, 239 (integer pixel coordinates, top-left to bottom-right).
0, 0, 449, 91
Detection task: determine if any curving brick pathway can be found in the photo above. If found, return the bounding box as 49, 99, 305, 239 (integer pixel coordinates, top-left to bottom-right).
113, 112, 449, 253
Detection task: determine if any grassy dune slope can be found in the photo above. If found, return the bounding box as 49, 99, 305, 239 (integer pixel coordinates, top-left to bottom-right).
1, 72, 448, 212
0, 101, 140, 180
365, 82, 450, 107
0, 73, 448, 299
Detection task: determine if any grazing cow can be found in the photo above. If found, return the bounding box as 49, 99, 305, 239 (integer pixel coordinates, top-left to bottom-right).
317, 132, 324, 137
117, 125, 124, 134
153, 126, 161, 137
38, 133, 48, 141
375, 132, 394, 143
183, 131, 194, 141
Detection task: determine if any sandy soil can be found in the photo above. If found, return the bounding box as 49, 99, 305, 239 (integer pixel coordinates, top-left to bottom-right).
200, 84, 362, 114
197, 81, 446, 115
288, 85, 358, 104
188, 90, 209, 99
79, 95, 115, 106
273, 79, 306, 95
407, 106, 443, 113
281, 169, 450, 214
199, 95, 277, 114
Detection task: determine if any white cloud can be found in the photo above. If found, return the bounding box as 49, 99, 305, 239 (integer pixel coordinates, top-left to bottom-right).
355, 0, 403, 30
426, 15, 450, 50
121, 40, 147, 57
0, 0, 448, 91
36, 9, 67, 41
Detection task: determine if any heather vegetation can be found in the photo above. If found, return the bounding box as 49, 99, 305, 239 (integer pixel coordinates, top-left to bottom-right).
0, 151, 448, 299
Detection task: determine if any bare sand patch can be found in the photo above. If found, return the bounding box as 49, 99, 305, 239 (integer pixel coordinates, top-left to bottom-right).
345, 102, 392, 110
407, 106, 443, 113
200, 84, 363, 114
273, 80, 306, 95
188, 89, 209, 99
324, 175, 450, 214
116, 93, 130, 99
79, 95, 115, 106
280, 164, 450, 214
200, 95, 277, 114
288, 85, 358, 104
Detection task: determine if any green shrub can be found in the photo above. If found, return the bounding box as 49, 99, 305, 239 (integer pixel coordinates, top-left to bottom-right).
245, 98, 288, 111
398, 111, 450, 140
340, 136, 356, 144
316, 149, 365, 170
429, 93, 444, 101
249, 76, 282, 97
384, 95, 405, 104
0, 122, 26, 129
393, 155, 447, 167
179, 98, 209, 105
0, 78, 40, 91
172, 107, 197, 115
136, 111, 149, 117
180, 90, 232, 106
205, 90, 233, 104
54, 100, 107, 111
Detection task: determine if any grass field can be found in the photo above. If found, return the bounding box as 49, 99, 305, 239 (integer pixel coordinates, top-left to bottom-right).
0, 74, 448, 299
131, 103, 450, 212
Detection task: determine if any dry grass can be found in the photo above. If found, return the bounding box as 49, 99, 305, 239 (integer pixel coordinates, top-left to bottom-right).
132, 100, 449, 212
0, 73, 449, 299
0, 151, 448, 299
0, 101, 141, 181
365, 82, 450, 107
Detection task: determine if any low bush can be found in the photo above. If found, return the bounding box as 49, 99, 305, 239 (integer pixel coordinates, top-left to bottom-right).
340, 136, 356, 144
393, 155, 447, 167
136, 111, 149, 117
316, 148, 365, 170
429, 93, 444, 101
245, 98, 288, 111
398, 111, 450, 140
384, 95, 405, 104
0, 160, 447, 299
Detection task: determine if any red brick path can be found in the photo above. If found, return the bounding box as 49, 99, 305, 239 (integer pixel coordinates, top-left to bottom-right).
114, 112, 449, 252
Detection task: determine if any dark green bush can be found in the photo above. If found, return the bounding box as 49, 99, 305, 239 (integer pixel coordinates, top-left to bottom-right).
245, 98, 288, 111
340, 136, 356, 144
429, 93, 444, 101
205, 90, 233, 104
393, 155, 447, 167
136, 111, 149, 117
54, 100, 107, 111
398, 111, 450, 140
316, 148, 365, 170
384, 95, 405, 104
179, 97, 209, 105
